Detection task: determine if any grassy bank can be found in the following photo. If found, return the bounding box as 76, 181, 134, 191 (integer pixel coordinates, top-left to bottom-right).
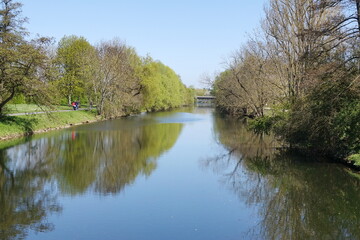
0, 110, 99, 140
4, 104, 71, 114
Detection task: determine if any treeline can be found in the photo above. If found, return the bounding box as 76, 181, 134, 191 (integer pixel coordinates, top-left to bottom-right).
0, 0, 194, 118
214, 0, 360, 159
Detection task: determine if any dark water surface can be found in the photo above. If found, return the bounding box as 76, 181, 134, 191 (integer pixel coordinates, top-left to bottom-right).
1, 108, 360, 240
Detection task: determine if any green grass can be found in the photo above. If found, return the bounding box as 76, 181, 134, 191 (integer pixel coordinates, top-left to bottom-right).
4, 104, 71, 114
0, 110, 99, 139
348, 154, 360, 166
345, 169, 360, 180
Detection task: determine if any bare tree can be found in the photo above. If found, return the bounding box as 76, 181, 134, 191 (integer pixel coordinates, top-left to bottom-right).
215, 38, 282, 117
263, 0, 358, 99
92, 39, 142, 117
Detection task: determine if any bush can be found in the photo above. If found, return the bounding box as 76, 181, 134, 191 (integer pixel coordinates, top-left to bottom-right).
332, 101, 360, 155
249, 115, 274, 134
268, 75, 360, 159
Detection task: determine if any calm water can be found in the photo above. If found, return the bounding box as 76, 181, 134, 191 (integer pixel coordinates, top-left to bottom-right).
1, 108, 360, 240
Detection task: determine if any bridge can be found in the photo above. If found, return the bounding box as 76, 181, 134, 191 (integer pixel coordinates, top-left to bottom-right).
195, 96, 216, 107
196, 96, 216, 100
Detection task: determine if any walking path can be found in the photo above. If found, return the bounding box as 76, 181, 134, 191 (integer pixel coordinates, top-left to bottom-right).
8, 108, 86, 116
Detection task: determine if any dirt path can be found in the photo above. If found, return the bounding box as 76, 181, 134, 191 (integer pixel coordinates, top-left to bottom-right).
8, 108, 87, 116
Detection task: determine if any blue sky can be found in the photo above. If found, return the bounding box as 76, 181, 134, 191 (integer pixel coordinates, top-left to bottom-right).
21, 0, 266, 87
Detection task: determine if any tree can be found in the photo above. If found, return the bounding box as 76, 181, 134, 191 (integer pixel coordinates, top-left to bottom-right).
92, 39, 142, 117
215, 39, 282, 117
257, 0, 360, 157
141, 58, 191, 111
0, 0, 52, 114
55, 35, 96, 105
262, 0, 360, 155
262, 0, 359, 99
214, 0, 360, 158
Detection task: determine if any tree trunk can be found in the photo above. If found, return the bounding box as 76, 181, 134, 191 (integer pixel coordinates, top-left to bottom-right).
0, 88, 16, 115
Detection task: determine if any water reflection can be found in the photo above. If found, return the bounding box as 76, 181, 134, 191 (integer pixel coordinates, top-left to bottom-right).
0, 118, 184, 239
0, 144, 61, 240
210, 115, 360, 239
2, 109, 360, 240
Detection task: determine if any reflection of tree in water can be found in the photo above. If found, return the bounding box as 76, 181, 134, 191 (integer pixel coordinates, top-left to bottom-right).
0, 145, 62, 240
209, 115, 360, 239
0, 121, 183, 239
94, 122, 183, 194
55, 122, 183, 194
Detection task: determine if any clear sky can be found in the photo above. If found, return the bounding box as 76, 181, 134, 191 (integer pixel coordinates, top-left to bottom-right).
21, 0, 266, 87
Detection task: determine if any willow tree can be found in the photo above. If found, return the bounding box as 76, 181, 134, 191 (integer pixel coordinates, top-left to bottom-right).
0, 0, 52, 114
141, 58, 190, 111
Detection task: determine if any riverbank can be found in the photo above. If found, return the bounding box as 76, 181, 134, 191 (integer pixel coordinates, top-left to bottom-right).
0, 110, 100, 141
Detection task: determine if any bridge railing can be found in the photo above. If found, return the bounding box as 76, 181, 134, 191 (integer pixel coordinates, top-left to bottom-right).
195, 96, 216, 107
195, 96, 216, 100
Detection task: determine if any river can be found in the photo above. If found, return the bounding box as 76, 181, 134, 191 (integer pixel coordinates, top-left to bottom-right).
0, 107, 360, 240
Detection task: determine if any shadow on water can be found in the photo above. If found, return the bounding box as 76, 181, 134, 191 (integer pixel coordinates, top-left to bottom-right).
205, 114, 360, 239
0, 115, 184, 239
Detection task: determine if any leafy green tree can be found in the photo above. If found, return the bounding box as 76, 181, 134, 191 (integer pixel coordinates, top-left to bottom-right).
55, 35, 96, 105
141, 58, 191, 111
0, 0, 53, 114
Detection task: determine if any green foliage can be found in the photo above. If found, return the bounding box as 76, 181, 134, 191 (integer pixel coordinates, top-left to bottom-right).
347, 154, 360, 166
8, 94, 26, 104
333, 101, 360, 155
249, 115, 275, 134
269, 73, 360, 158
212, 0, 360, 162
141, 59, 193, 112
194, 88, 207, 96
55, 35, 96, 105
0, 0, 54, 114
0, 1, 193, 120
